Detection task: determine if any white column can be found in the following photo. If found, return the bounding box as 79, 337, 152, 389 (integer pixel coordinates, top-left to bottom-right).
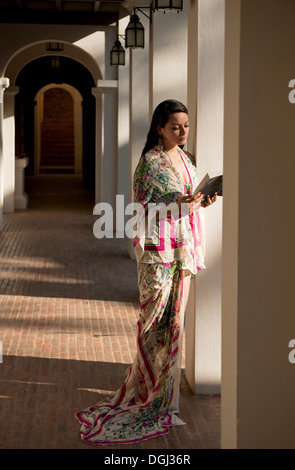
14, 156, 29, 209
100, 81, 117, 211
221, 0, 240, 448
3, 85, 19, 213
129, 13, 150, 187
117, 16, 130, 204
185, 0, 224, 394
92, 81, 118, 209
73, 89, 83, 175
128, 12, 150, 257
91, 87, 103, 204
0, 77, 10, 229
223, 0, 295, 449
150, 3, 188, 110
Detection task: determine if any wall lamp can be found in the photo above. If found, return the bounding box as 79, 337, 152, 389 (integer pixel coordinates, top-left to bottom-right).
152, 0, 183, 12
125, 7, 151, 49
110, 37, 126, 66
110, 1, 184, 64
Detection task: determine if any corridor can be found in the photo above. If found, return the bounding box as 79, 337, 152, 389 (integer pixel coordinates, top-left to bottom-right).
0, 175, 220, 450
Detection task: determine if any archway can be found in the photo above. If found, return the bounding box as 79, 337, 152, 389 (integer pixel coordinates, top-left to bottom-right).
40, 87, 74, 173
15, 55, 96, 188
35, 84, 83, 175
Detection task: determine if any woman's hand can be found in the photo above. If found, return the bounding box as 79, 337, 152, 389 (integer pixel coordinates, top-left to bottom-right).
201, 192, 218, 208
177, 191, 204, 215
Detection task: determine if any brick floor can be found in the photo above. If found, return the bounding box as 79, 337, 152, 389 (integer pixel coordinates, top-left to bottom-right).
0, 175, 220, 450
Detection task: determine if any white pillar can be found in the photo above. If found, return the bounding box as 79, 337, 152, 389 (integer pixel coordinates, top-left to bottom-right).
128, 13, 150, 257
73, 89, 83, 175
185, 0, 224, 394
93, 81, 118, 209
221, 0, 240, 448
91, 87, 103, 204
3, 85, 19, 213
222, 0, 295, 449
0, 77, 10, 229
150, 3, 188, 110
14, 156, 29, 209
117, 16, 130, 204
129, 15, 150, 187
100, 81, 117, 211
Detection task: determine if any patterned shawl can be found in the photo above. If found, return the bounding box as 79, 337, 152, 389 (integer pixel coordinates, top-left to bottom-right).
133, 146, 206, 274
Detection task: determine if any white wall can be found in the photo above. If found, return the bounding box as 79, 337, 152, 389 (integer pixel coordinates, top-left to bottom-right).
186, 0, 224, 394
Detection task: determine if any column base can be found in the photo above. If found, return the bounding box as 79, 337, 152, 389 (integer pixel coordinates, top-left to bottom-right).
14, 157, 29, 210
14, 193, 28, 210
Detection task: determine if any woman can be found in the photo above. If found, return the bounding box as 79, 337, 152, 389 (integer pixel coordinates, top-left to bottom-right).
75, 99, 217, 445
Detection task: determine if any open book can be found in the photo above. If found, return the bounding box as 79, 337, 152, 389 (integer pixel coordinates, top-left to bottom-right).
193, 173, 223, 198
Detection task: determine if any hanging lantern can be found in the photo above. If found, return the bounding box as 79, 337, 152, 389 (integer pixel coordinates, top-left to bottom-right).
152, 0, 183, 12
110, 39, 125, 66
46, 42, 64, 52
125, 13, 144, 48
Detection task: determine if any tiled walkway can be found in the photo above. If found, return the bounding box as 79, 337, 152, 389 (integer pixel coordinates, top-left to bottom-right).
0, 175, 220, 450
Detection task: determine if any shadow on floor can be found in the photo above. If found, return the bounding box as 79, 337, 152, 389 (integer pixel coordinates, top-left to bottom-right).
0, 354, 220, 450
0, 175, 139, 302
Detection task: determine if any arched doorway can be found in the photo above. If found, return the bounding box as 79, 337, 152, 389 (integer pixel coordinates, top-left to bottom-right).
35, 84, 83, 175
15, 55, 96, 188
39, 87, 75, 173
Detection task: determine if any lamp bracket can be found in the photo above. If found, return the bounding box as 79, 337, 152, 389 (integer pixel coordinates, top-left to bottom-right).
134, 6, 152, 22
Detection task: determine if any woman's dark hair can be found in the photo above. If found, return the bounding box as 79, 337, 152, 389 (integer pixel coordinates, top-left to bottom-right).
141, 99, 188, 156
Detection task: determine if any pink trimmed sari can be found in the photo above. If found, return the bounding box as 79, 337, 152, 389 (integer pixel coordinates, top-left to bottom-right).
75, 147, 205, 444
75, 262, 186, 444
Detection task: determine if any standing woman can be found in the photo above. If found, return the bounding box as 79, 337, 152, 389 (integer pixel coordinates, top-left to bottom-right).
75, 99, 216, 445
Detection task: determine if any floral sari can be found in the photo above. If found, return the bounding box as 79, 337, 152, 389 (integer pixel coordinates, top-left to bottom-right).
75, 147, 205, 445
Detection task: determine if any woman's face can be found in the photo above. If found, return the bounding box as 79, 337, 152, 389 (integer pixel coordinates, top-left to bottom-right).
158, 112, 190, 150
